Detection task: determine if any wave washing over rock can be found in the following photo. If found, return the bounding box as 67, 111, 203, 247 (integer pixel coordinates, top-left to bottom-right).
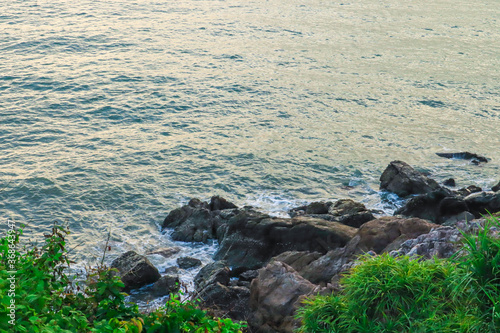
110, 160, 500, 332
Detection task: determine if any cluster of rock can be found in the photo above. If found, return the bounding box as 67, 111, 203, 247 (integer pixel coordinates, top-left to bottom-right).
109, 160, 499, 333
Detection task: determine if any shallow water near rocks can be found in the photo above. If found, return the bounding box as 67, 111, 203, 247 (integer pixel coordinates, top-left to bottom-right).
0, 0, 499, 293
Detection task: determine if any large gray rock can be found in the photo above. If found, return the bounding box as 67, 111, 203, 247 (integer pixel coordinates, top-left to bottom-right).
250, 261, 319, 333
380, 160, 441, 197
111, 251, 161, 290
214, 210, 357, 273
389, 226, 462, 259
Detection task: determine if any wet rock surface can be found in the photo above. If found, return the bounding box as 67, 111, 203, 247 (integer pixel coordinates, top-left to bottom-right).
380, 160, 442, 197
111, 251, 161, 291
152, 275, 180, 296
176, 256, 202, 269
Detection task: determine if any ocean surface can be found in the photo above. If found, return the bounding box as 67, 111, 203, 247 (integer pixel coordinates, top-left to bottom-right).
1, 0, 499, 299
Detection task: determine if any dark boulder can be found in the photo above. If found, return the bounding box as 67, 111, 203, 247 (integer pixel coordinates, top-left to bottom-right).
198, 283, 251, 321
111, 251, 161, 290
151, 275, 180, 296
214, 209, 357, 273
177, 256, 202, 269
380, 160, 441, 197
464, 191, 500, 217
194, 261, 231, 293
492, 181, 500, 192
394, 188, 453, 223
162, 202, 215, 242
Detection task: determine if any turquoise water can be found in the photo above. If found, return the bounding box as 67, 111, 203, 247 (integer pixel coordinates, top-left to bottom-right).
0, 0, 499, 265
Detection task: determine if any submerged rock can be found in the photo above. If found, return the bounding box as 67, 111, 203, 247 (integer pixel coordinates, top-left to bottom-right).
176, 256, 202, 269
493, 181, 500, 192
380, 160, 441, 197
443, 178, 456, 187
111, 251, 161, 291
436, 152, 488, 163
145, 247, 181, 258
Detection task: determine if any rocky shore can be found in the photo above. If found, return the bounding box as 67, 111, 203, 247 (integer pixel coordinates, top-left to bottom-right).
110, 160, 500, 333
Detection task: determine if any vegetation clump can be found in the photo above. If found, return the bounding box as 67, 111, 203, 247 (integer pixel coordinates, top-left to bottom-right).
0, 224, 246, 333
296, 215, 500, 333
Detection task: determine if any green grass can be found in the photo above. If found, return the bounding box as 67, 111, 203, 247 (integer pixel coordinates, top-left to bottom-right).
0, 223, 246, 333
296, 215, 500, 333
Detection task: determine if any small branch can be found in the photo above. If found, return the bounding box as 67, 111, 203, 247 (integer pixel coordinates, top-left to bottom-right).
100, 229, 111, 266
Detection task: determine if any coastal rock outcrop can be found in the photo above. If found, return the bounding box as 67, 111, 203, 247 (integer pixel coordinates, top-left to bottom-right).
214, 212, 357, 273
395, 188, 500, 223
111, 251, 161, 290
380, 160, 441, 197
289, 199, 376, 228
194, 261, 250, 321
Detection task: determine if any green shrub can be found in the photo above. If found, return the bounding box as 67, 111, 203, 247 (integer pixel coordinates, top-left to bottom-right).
0, 223, 246, 333
457, 214, 500, 330
297, 254, 480, 333
297, 215, 500, 333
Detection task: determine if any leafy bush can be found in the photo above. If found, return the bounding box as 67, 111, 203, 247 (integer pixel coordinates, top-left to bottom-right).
457, 214, 500, 330
297, 254, 480, 332
0, 223, 246, 333
297, 215, 500, 333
